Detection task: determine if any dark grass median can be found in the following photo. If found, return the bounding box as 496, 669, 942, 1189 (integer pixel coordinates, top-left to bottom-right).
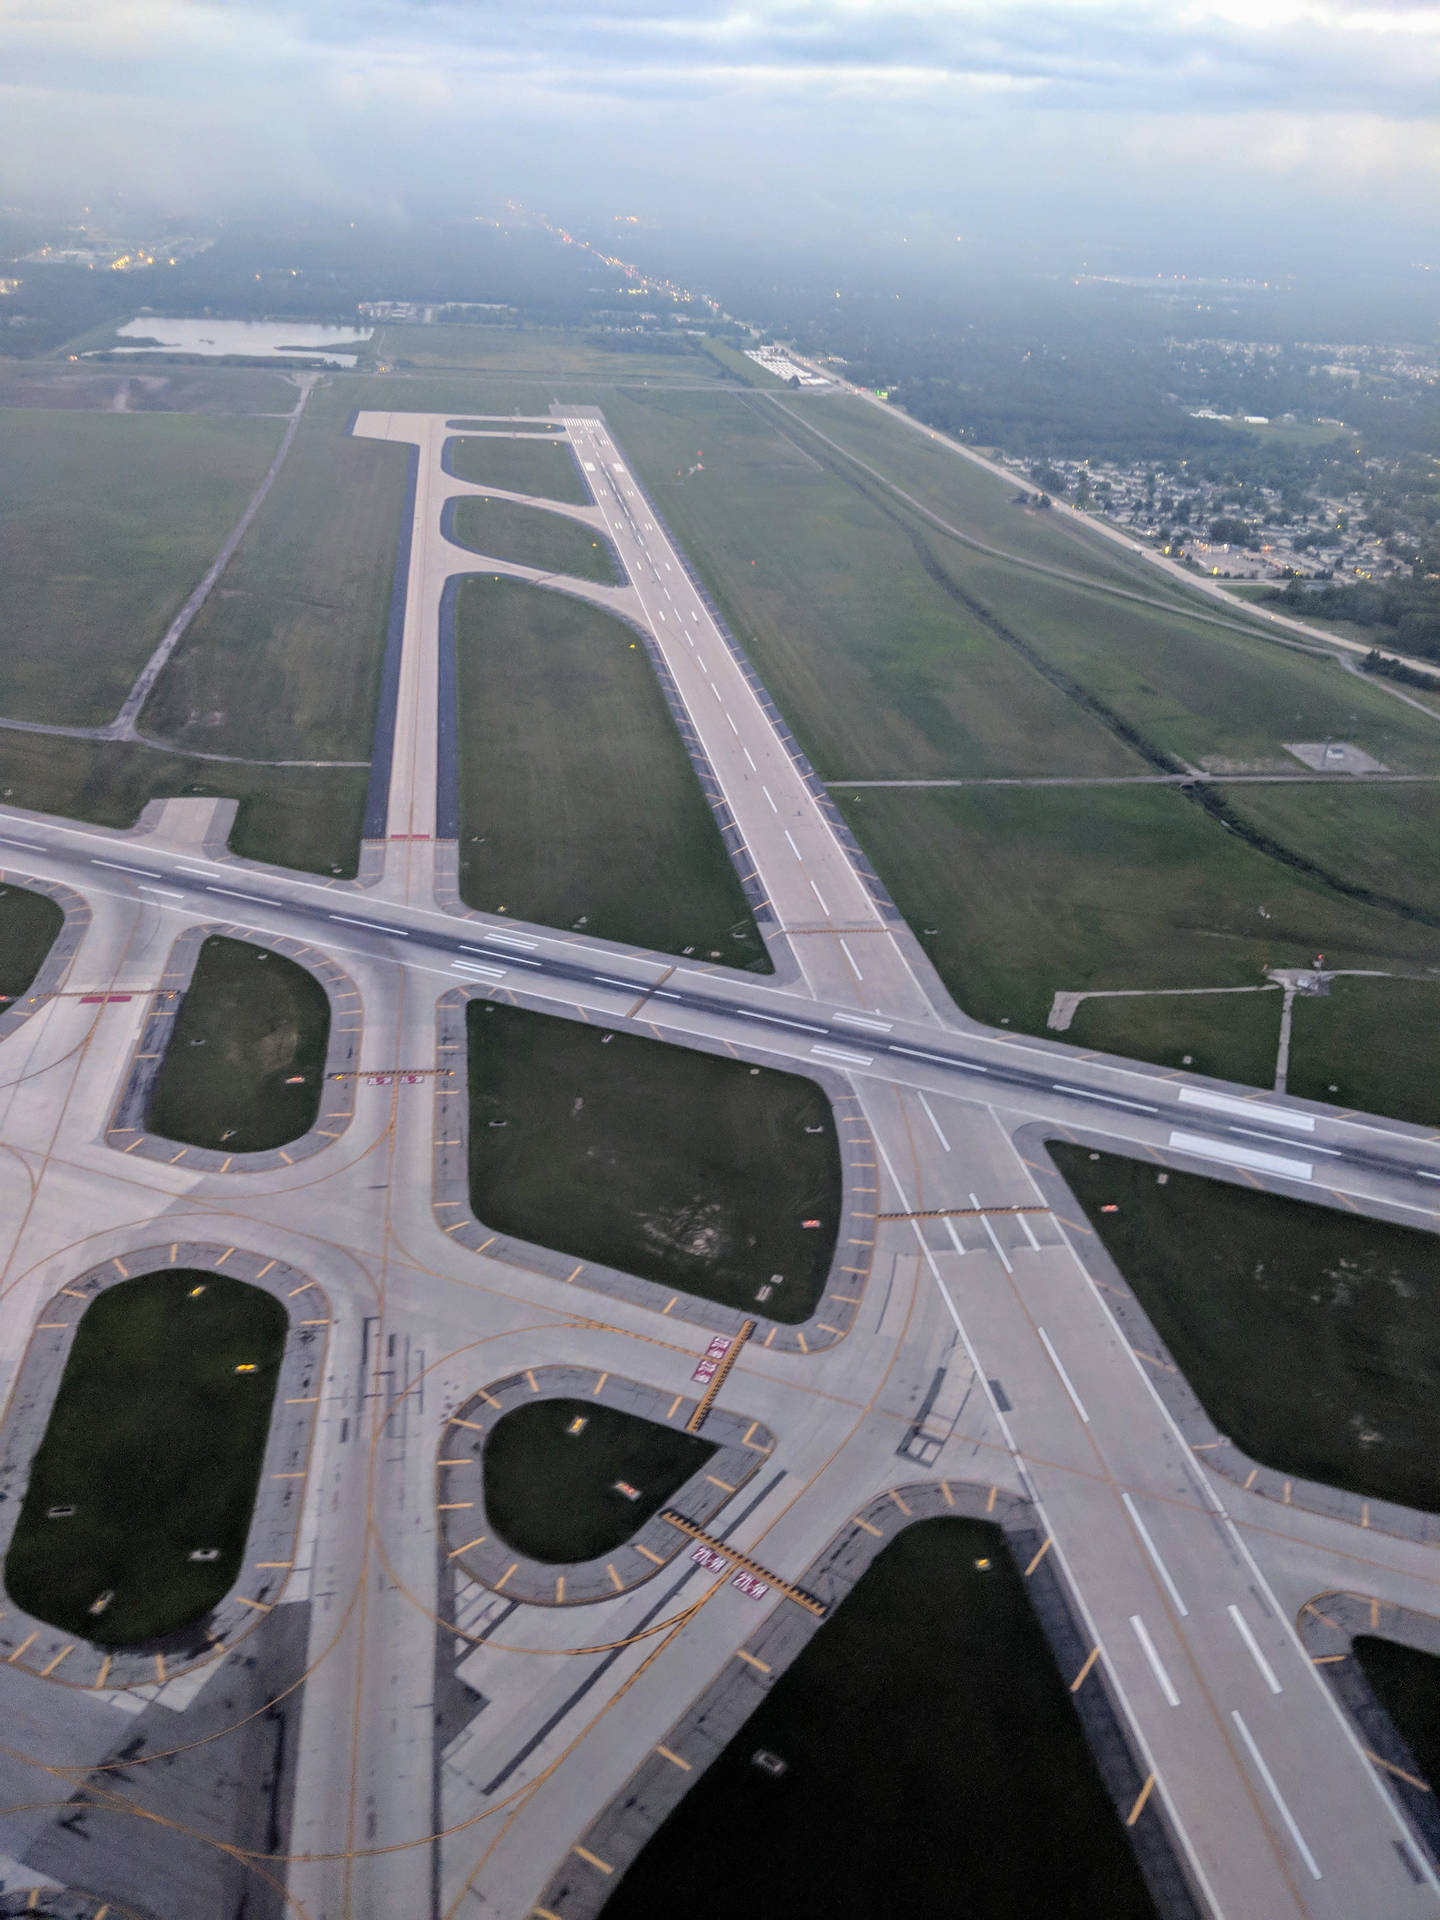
0, 884, 62, 1002
1354, 1636, 1440, 1792
601, 1517, 1158, 1920
447, 433, 589, 504
1051, 1143, 1440, 1510
4, 1270, 285, 1645
482, 1397, 715, 1563
453, 575, 767, 968
447, 495, 623, 584
466, 1002, 840, 1319
146, 936, 330, 1152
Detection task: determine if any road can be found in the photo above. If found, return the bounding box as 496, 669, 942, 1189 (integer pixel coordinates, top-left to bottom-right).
0, 405, 1436, 1920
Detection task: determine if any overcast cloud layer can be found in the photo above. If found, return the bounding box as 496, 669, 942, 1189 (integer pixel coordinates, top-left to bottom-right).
2, 0, 1437, 264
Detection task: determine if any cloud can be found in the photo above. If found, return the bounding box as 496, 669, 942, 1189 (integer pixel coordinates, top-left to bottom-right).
0, 0, 1435, 254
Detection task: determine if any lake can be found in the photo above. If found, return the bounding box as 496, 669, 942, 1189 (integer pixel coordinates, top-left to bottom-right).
101, 318, 374, 367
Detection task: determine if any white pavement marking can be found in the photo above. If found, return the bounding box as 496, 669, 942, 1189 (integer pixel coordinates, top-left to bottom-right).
1168, 1129, 1313, 1181
1178, 1087, 1315, 1132
1121, 1492, 1189, 1616
1228, 1605, 1283, 1694
809, 880, 829, 915
1228, 1124, 1342, 1156
834, 1012, 892, 1034
838, 939, 864, 982
93, 859, 152, 876
1036, 1326, 1088, 1422
1130, 1615, 1182, 1708
451, 961, 506, 980
330, 914, 409, 937
1232, 1711, 1323, 1880
810, 1044, 873, 1067
137, 885, 184, 900
917, 1092, 951, 1150
206, 885, 269, 904
761, 785, 778, 812
1053, 1083, 1157, 1114
969, 1192, 1014, 1273
783, 829, 803, 861
749, 1012, 828, 1035
891, 1043, 971, 1068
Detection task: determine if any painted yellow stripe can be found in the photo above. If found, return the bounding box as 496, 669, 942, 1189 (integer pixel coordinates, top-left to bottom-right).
657, 1745, 692, 1771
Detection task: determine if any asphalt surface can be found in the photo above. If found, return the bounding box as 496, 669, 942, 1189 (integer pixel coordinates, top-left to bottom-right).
0, 404, 1437, 1920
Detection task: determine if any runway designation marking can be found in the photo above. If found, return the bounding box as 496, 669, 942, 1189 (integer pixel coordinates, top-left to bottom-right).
1130, 1614, 1181, 1708
1232, 1710, 1323, 1879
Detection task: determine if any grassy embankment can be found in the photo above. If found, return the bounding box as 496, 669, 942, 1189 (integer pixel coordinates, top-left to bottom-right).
1051, 1144, 1440, 1511
602, 1517, 1158, 1920
447, 495, 623, 585
482, 1399, 715, 1563
606, 385, 1440, 1114
4, 1270, 285, 1645
145, 937, 330, 1152
466, 1002, 840, 1319
0, 885, 63, 1002
453, 576, 765, 964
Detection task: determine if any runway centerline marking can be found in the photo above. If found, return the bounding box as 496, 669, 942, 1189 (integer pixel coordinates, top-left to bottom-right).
1130, 1614, 1181, 1708
1121, 1492, 1189, 1616
1232, 1710, 1323, 1880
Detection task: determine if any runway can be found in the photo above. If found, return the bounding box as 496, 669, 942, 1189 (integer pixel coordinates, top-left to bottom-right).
0, 404, 1436, 1917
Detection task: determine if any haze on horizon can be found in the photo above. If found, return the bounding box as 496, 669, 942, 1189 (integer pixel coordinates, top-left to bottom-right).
2, 0, 1438, 283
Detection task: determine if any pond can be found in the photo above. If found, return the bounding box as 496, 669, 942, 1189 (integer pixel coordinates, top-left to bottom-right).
100, 317, 373, 366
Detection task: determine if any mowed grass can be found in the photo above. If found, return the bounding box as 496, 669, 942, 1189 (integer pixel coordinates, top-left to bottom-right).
0, 410, 286, 726
145, 937, 330, 1152
1051, 1144, 1440, 1510
1067, 988, 1283, 1087
601, 1517, 1158, 1920
377, 323, 711, 380
466, 1003, 841, 1320
0, 885, 62, 1002
1289, 978, 1440, 1128
954, 557, 1440, 774
833, 785, 1440, 1046
447, 495, 624, 584
4, 1270, 285, 1645
1218, 783, 1440, 924
141, 382, 412, 760
602, 387, 1140, 780
447, 432, 591, 504
482, 1398, 715, 1564
0, 731, 368, 876
1354, 1638, 1440, 1793
0, 363, 295, 413
454, 576, 766, 966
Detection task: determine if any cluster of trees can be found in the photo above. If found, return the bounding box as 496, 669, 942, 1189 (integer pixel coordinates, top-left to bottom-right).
1265, 576, 1440, 661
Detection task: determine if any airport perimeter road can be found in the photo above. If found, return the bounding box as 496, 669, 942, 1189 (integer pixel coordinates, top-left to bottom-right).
1, 402, 1440, 1918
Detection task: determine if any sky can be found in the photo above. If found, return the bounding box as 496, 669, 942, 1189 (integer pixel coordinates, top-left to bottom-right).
2, 0, 1437, 272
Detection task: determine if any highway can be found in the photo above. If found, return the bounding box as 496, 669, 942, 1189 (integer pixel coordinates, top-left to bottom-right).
0, 405, 1436, 1919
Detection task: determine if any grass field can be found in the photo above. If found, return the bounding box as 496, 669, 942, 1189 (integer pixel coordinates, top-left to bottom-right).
453, 576, 766, 964
377, 323, 715, 380
466, 1003, 841, 1319
0, 731, 367, 875
1288, 978, 1440, 1128
0, 885, 62, 1002
447, 432, 591, 504
1354, 1637, 1440, 1793
4, 1270, 285, 1645
140, 381, 412, 760
602, 1517, 1157, 1920
602, 387, 1141, 780
0, 362, 296, 413
0, 410, 286, 727
145, 937, 330, 1151
832, 784, 1439, 1042
447, 496, 623, 584
1050, 1144, 1440, 1510
1067, 988, 1283, 1085
1218, 783, 1440, 924
481, 1398, 715, 1564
